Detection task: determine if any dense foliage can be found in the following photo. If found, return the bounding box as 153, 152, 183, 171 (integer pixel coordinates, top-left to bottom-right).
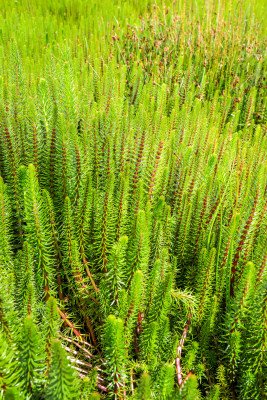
0, 0, 266, 399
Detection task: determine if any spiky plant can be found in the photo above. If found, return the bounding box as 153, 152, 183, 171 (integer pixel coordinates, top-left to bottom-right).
0, 0, 266, 399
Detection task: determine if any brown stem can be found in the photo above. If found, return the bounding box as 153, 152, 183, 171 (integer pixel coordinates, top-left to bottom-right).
176, 312, 192, 390
57, 308, 82, 338
81, 250, 99, 294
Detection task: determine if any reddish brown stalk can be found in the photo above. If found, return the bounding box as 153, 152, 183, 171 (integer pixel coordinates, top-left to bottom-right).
176, 312, 192, 390
97, 383, 108, 393
137, 311, 143, 334
182, 371, 193, 387
114, 376, 125, 399
57, 308, 82, 338
61, 258, 98, 339
79, 302, 97, 347
81, 251, 99, 296
59, 335, 94, 358
65, 220, 98, 344
72, 265, 99, 304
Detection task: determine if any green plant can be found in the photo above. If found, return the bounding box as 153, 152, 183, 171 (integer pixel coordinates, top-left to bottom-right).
0, 0, 266, 399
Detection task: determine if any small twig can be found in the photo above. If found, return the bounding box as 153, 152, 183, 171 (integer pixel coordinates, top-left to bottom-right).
65, 348, 93, 367
81, 251, 100, 296
97, 383, 109, 393
175, 312, 192, 390
64, 346, 103, 373
57, 308, 82, 338
60, 334, 94, 356
69, 361, 91, 374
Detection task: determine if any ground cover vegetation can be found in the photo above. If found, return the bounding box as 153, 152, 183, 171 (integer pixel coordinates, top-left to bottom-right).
0, 0, 266, 398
